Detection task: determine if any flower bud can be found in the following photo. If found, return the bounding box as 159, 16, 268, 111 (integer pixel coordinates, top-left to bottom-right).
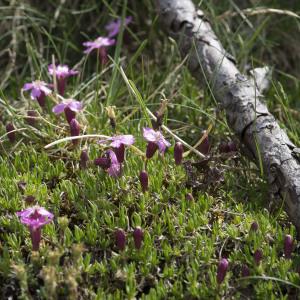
6, 123, 16, 143
146, 142, 158, 159
250, 221, 259, 232
70, 119, 80, 144
115, 228, 126, 251
139, 170, 149, 193
174, 142, 183, 165
57, 78, 66, 96
241, 265, 250, 277
254, 249, 263, 265
80, 150, 89, 169
36, 92, 46, 108
94, 157, 111, 169
26, 110, 38, 126
216, 258, 229, 284
113, 144, 125, 163
284, 234, 293, 259
133, 227, 144, 249
64, 106, 76, 124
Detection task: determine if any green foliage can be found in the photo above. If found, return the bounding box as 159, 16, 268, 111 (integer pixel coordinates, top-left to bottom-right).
0, 0, 300, 299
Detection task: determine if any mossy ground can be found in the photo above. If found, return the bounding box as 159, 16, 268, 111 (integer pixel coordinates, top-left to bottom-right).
1, 0, 300, 299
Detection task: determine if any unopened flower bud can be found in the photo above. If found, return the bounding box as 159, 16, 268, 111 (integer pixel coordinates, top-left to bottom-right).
146, 142, 158, 159
139, 170, 149, 193
115, 228, 126, 251
36, 92, 46, 108
80, 150, 89, 169
70, 119, 80, 144
133, 227, 144, 249
94, 157, 111, 169
241, 264, 250, 277
113, 144, 125, 163
250, 221, 259, 232
6, 123, 16, 143
284, 234, 293, 259
216, 258, 229, 284
64, 106, 76, 124
254, 249, 263, 265
174, 142, 183, 165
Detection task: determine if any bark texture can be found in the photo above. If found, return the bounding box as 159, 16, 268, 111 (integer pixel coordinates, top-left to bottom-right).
156, 0, 300, 232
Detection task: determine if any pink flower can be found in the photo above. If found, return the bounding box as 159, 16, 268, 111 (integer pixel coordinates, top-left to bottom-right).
107, 150, 121, 177
48, 64, 79, 95
105, 16, 132, 38
143, 127, 171, 158
99, 134, 135, 163
83, 36, 115, 64
94, 150, 122, 177
23, 80, 52, 108
52, 99, 82, 124
17, 206, 54, 251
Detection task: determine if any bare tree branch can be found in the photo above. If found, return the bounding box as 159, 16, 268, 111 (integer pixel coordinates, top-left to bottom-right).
156, 0, 300, 233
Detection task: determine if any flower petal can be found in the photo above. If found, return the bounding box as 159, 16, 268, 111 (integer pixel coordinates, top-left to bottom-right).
31, 88, 41, 99
143, 127, 157, 142
23, 83, 33, 91
107, 150, 121, 177
52, 103, 67, 115
68, 101, 82, 112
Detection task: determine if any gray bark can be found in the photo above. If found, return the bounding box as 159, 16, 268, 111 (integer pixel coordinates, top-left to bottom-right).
156, 0, 300, 233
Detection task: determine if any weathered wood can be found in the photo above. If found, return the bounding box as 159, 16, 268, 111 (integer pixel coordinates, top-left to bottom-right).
156, 0, 300, 233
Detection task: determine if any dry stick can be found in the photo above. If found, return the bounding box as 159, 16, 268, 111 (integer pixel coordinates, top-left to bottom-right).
156, 0, 300, 234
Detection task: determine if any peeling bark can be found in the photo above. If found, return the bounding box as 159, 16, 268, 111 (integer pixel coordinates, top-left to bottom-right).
156, 0, 300, 233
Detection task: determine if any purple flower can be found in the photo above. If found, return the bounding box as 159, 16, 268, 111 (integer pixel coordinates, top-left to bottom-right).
99, 135, 135, 163
17, 206, 54, 251
23, 80, 52, 108
115, 228, 126, 251
52, 99, 82, 124
216, 258, 229, 284
83, 36, 115, 64
143, 128, 171, 159
139, 170, 149, 193
174, 142, 183, 165
284, 234, 293, 259
107, 150, 121, 177
48, 64, 79, 96
133, 227, 144, 250
94, 150, 121, 177
6, 123, 16, 143
105, 16, 132, 38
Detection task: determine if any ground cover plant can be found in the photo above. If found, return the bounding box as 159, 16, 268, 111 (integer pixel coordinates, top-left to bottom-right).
1, 0, 300, 299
